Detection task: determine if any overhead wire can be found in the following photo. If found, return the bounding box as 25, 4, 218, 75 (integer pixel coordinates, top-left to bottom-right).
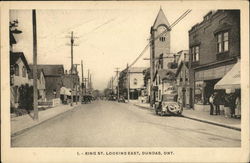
127, 9, 192, 69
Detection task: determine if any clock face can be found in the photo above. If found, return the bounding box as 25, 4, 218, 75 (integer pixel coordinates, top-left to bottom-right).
158, 26, 166, 34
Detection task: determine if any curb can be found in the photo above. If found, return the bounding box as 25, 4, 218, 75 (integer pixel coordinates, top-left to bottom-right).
11, 104, 80, 137
181, 115, 241, 131
133, 103, 241, 131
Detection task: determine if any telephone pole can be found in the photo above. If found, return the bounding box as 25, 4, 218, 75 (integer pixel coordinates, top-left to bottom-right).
81, 60, 84, 97
87, 69, 90, 94
66, 31, 78, 74
32, 9, 38, 120
111, 76, 113, 93
84, 78, 88, 94
89, 73, 92, 94
126, 63, 130, 102
115, 68, 120, 100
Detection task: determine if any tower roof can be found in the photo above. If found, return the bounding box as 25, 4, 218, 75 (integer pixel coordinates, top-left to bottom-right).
152, 7, 171, 30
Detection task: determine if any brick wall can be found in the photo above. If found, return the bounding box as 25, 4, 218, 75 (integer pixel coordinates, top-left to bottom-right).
189, 10, 240, 66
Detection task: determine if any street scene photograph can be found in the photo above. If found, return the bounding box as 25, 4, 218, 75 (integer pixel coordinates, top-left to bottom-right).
9, 4, 241, 148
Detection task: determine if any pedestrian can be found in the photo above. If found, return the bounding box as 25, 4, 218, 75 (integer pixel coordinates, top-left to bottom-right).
209, 93, 214, 115
214, 92, 220, 115
229, 93, 236, 118
235, 93, 241, 118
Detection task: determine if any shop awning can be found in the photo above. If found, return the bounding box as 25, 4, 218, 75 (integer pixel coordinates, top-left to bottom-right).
60, 87, 72, 96
214, 61, 240, 90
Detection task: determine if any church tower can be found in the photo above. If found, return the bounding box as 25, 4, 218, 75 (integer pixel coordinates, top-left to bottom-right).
149, 7, 172, 106
150, 7, 171, 73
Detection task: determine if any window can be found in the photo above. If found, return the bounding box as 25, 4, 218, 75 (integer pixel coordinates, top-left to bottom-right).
191, 46, 200, 62
159, 37, 165, 42
14, 64, 19, 76
22, 66, 26, 77
217, 31, 229, 53
133, 78, 137, 85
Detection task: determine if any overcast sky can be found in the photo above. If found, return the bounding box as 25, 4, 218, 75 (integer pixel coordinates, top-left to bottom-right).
10, 4, 211, 90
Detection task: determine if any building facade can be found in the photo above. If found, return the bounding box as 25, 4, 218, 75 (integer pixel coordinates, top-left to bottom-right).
175, 50, 193, 108
189, 10, 240, 110
29, 65, 46, 101
36, 65, 64, 100
118, 67, 147, 100
10, 52, 31, 108
149, 8, 177, 105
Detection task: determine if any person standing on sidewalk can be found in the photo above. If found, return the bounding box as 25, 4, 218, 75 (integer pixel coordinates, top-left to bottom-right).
229, 93, 236, 118
214, 92, 220, 115
235, 93, 241, 118
209, 93, 215, 115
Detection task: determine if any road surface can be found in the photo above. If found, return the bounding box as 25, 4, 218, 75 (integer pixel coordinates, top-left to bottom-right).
11, 100, 241, 147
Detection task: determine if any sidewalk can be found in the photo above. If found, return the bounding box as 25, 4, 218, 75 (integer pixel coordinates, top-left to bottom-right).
131, 101, 241, 131
11, 103, 81, 136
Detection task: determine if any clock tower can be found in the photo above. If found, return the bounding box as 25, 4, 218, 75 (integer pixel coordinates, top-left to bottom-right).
150, 7, 171, 71
149, 7, 172, 106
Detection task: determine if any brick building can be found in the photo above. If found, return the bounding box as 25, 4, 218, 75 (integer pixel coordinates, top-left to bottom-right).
189, 10, 240, 110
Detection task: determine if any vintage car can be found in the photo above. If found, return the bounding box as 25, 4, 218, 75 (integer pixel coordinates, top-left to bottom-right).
154, 80, 183, 116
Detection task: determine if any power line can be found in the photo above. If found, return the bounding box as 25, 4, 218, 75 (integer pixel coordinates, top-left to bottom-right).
127, 9, 192, 70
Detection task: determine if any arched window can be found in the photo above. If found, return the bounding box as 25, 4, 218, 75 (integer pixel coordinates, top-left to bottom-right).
14, 64, 19, 76
159, 37, 166, 42
22, 66, 26, 77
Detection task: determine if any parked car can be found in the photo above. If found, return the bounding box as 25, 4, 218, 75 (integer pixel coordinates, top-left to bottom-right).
82, 95, 91, 104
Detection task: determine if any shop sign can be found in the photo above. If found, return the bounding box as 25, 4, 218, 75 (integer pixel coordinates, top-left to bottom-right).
195, 64, 234, 81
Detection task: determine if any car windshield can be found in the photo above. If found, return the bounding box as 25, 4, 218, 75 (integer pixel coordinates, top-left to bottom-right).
162, 94, 177, 102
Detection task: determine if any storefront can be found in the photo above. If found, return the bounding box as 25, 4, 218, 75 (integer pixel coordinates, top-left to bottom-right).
214, 61, 240, 117
194, 63, 235, 110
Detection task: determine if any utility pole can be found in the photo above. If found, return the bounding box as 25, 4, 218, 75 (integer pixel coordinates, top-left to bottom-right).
66, 31, 78, 106
89, 73, 92, 94
81, 60, 84, 98
115, 68, 120, 100
111, 76, 114, 93
84, 78, 88, 94
126, 63, 130, 102
32, 9, 38, 120
87, 69, 90, 94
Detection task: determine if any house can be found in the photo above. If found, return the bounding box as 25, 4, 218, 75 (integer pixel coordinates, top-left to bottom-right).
175, 50, 193, 108
62, 73, 80, 102
35, 65, 64, 100
128, 67, 147, 99
28, 65, 46, 101
118, 67, 147, 100
10, 52, 31, 108
188, 10, 240, 111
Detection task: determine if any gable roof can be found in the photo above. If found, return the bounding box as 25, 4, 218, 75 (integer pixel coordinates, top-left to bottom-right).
152, 7, 171, 30
34, 64, 64, 77
154, 68, 176, 81
175, 61, 189, 76
10, 52, 30, 71
28, 65, 45, 80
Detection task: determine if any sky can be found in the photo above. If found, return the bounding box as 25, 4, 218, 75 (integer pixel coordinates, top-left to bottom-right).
10, 3, 211, 90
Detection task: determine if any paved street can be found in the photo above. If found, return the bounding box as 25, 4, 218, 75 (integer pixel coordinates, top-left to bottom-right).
11, 101, 241, 147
